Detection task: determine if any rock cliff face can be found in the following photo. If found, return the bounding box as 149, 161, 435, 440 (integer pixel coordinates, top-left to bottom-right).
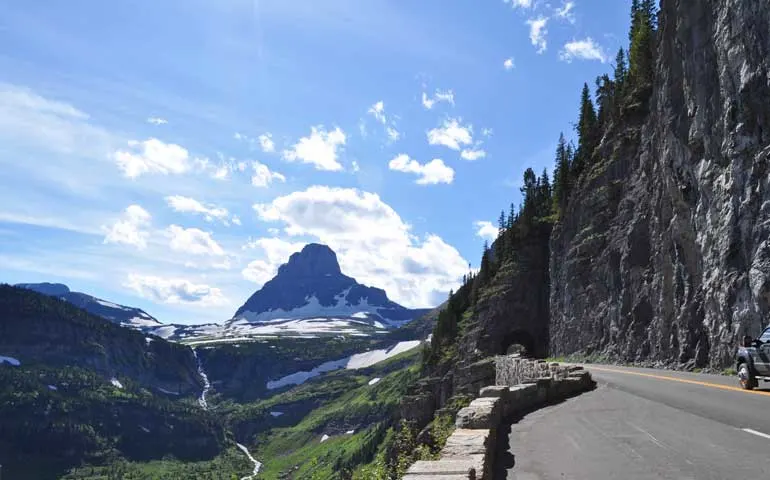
550, 0, 770, 368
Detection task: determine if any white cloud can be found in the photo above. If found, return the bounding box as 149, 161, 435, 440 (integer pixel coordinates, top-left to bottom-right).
258, 133, 275, 153
474, 221, 498, 242
147, 117, 168, 125
559, 38, 608, 63
386, 126, 401, 142
504, 0, 533, 7
103, 205, 151, 249
235, 132, 277, 154
421, 90, 455, 110
282, 126, 346, 171
351, 160, 360, 172
367, 101, 387, 124
165, 195, 237, 226
251, 160, 287, 187
242, 237, 307, 287
241, 259, 276, 286
113, 138, 191, 178
421, 93, 435, 110
232, 216, 242, 226
213, 165, 230, 180
252, 186, 469, 307
427, 118, 473, 151
166, 225, 225, 256
555, 1, 576, 23
527, 17, 548, 54
125, 273, 227, 306
0, 83, 112, 157
482, 128, 494, 138
388, 154, 454, 185
461, 149, 487, 161
503, 58, 515, 70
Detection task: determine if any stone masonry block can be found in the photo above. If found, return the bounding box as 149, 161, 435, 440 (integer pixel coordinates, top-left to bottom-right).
455, 397, 501, 429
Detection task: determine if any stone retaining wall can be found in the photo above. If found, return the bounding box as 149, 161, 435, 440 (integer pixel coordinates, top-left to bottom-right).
404, 359, 594, 480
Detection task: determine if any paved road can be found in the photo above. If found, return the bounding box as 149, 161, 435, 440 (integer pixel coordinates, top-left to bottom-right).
497, 364, 770, 480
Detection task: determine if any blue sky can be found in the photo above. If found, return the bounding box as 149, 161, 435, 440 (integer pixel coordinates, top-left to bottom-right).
0, 0, 630, 324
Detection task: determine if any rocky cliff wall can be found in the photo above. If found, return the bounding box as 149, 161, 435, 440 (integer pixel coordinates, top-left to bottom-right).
550, 0, 770, 368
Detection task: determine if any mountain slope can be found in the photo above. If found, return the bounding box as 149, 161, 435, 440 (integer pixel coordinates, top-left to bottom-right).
0, 285, 229, 479
16, 282, 163, 330
0, 284, 203, 394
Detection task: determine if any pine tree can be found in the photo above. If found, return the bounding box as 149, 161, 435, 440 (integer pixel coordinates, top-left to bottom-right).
614, 48, 628, 87
538, 168, 552, 218
595, 74, 615, 128
640, 0, 658, 29
628, 0, 656, 92
552, 133, 572, 213
498, 210, 506, 239
519, 168, 538, 223
479, 241, 492, 285
629, 0, 641, 42
573, 83, 598, 178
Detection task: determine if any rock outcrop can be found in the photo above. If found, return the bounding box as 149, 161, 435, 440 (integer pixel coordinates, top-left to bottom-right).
550, 0, 770, 368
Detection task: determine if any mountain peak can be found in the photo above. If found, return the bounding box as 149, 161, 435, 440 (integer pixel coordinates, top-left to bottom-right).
278, 243, 341, 278
232, 244, 429, 329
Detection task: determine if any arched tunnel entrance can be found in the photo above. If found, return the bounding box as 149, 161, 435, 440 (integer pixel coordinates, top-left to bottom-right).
498, 329, 546, 359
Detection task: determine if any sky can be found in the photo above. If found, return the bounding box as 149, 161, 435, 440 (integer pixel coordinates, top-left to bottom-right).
0, 0, 631, 325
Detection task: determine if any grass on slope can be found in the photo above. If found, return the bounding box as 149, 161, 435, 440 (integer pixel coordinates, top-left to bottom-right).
237, 348, 422, 479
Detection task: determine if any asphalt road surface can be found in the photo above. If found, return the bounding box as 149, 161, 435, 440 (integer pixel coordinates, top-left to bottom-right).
497, 364, 770, 480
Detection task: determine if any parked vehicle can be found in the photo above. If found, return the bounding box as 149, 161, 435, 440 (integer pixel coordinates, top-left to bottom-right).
736, 327, 770, 390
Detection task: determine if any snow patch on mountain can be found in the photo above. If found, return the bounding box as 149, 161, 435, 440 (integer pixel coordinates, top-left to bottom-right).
266, 340, 421, 390
0, 356, 21, 366
235, 290, 394, 325
95, 299, 123, 309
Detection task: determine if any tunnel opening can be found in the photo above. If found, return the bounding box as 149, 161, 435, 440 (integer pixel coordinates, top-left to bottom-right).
499, 330, 537, 358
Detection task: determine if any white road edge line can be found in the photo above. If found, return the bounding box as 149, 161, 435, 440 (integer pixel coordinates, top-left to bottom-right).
742, 428, 770, 440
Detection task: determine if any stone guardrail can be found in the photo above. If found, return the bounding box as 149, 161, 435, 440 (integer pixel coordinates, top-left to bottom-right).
404, 358, 595, 480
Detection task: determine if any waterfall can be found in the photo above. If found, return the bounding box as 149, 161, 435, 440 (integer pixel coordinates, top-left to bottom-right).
192, 348, 261, 477
235, 442, 262, 479
191, 347, 210, 410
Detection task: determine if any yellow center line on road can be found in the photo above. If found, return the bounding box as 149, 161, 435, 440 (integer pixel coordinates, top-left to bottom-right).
586, 365, 770, 397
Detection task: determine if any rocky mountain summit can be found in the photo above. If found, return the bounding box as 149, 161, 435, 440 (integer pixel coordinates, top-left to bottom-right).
229, 243, 430, 332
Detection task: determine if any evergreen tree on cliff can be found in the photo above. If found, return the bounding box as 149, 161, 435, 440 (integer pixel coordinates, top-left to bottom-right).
573, 83, 598, 179
537, 168, 552, 218
595, 74, 615, 129
552, 133, 572, 214
629, 0, 657, 94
